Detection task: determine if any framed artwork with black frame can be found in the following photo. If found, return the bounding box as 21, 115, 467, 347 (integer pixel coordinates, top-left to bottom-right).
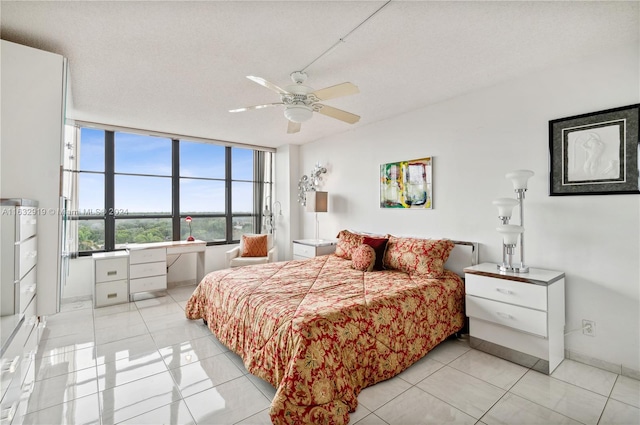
549, 104, 640, 196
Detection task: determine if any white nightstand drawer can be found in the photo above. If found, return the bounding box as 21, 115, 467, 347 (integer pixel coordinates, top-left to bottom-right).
466, 295, 547, 337
293, 243, 315, 258
465, 274, 547, 311
130, 275, 166, 293
95, 258, 128, 283
130, 261, 166, 280
95, 280, 128, 307
130, 248, 166, 265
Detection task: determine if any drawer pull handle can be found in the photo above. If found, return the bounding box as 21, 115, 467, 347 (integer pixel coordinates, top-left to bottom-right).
496, 288, 514, 295
1, 356, 20, 373
107, 271, 118, 276
0, 402, 17, 422
107, 293, 118, 299
496, 312, 514, 320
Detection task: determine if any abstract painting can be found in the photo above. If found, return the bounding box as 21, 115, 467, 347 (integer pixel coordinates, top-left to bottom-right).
380, 157, 433, 208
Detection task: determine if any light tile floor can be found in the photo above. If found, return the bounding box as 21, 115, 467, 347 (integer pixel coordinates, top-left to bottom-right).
21, 284, 640, 425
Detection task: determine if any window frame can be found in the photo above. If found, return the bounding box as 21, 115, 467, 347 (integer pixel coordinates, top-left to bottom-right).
74, 127, 273, 256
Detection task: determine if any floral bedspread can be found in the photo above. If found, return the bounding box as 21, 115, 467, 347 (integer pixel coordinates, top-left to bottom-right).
185, 255, 464, 425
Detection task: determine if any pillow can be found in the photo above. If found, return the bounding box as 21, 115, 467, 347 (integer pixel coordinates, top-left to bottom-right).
351, 244, 376, 272
383, 236, 455, 277
241, 234, 268, 257
335, 230, 365, 260
362, 236, 388, 271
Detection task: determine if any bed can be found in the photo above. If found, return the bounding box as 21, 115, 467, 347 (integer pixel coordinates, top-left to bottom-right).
185, 232, 478, 425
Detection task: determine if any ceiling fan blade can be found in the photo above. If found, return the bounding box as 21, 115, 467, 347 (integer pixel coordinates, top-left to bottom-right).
316, 104, 360, 124
311, 82, 359, 101
287, 120, 301, 134
246, 76, 290, 95
229, 103, 283, 113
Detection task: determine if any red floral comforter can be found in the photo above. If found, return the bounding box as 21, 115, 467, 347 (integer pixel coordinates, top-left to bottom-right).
185, 254, 464, 425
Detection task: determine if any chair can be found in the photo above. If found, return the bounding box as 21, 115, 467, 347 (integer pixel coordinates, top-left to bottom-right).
225, 233, 278, 268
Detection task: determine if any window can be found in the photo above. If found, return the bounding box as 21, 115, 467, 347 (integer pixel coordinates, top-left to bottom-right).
74, 126, 273, 254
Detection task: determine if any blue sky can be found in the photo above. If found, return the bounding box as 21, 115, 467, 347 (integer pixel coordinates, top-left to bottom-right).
79, 128, 254, 214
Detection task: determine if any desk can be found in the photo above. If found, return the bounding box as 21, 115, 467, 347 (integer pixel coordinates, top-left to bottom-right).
126, 240, 207, 299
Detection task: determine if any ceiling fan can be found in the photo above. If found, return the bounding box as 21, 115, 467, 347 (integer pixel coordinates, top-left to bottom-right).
229, 71, 360, 134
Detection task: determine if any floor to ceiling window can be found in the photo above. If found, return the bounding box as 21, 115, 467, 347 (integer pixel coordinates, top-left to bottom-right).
73, 126, 273, 254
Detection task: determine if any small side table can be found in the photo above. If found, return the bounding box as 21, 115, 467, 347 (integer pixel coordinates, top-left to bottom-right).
292, 239, 336, 260
464, 262, 565, 374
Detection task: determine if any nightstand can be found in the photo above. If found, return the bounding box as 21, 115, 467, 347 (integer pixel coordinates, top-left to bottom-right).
463, 262, 565, 374
292, 239, 336, 260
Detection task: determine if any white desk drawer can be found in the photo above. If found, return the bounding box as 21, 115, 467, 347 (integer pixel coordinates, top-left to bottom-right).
95, 280, 128, 307
466, 295, 547, 337
130, 261, 166, 280
465, 274, 547, 311
130, 275, 166, 293
130, 248, 166, 265
95, 258, 128, 283
293, 243, 315, 258
17, 209, 37, 241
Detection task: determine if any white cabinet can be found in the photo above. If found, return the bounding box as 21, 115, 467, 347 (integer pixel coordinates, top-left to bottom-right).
128, 248, 167, 300
292, 239, 336, 260
1, 40, 67, 316
1, 199, 40, 425
93, 252, 129, 308
464, 263, 565, 374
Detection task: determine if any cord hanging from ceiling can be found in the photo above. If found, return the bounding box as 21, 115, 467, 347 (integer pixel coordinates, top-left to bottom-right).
300, 0, 392, 73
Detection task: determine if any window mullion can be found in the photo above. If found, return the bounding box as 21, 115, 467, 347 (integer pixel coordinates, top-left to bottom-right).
104, 131, 115, 251
172, 139, 180, 241
226, 146, 232, 243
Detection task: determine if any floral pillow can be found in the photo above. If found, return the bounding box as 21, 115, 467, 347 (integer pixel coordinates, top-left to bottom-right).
351, 244, 376, 272
383, 236, 455, 277
362, 236, 388, 271
241, 234, 268, 257
335, 230, 365, 260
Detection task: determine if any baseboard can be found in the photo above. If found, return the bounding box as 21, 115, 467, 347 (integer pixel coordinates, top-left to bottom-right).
565, 348, 640, 380
168, 279, 197, 289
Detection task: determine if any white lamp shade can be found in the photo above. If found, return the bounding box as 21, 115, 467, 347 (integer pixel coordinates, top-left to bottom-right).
284, 105, 313, 123
505, 170, 534, 190
492, 198, 519, 218
497, 224, 524, 245
306, 191, 328, 212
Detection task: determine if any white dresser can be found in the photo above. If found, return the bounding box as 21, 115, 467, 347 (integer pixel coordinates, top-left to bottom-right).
292, 239, 337, 260
464, 263, 565, 374
128, 247, 167, 300
92, 251, 130, 308
1, 199, 41, 425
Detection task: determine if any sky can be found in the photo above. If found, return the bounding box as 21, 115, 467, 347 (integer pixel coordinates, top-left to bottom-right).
78, 128, 255, 214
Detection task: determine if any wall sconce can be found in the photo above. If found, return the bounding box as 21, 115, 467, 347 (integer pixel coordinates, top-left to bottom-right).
262, 196, 283, 237
298, 163, 327, 206
305, 191, 328, 241
493, 170, 534, 273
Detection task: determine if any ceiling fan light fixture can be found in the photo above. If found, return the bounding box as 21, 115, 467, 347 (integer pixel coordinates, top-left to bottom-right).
284, 105, 313, 123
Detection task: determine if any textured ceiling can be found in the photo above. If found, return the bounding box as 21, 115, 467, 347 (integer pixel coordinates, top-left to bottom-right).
1, 1, 638, 148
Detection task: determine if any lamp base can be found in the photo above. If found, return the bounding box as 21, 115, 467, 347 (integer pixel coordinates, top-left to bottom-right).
497, 264, 529, 273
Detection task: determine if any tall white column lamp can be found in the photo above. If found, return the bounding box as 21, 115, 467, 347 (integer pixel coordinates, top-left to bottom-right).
493, 170, 534, 273
305, 191, 328, 241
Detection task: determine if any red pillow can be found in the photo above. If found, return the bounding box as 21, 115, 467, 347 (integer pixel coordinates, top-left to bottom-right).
363, 236, 388, 271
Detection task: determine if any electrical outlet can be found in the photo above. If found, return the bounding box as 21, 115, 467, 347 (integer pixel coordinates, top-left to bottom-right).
582, 319, 596, 337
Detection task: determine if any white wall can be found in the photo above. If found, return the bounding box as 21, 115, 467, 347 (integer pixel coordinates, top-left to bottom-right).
292, 43, 640, 373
